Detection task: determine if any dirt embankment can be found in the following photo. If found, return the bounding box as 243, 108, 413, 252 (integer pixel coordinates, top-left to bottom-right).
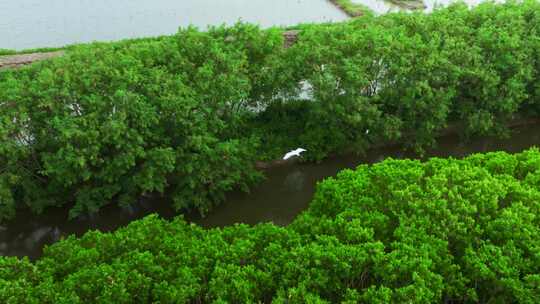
0, 51, 65, 70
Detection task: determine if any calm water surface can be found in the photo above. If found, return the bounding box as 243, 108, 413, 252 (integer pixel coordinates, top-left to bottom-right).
1, 124, 539, 259
0, 0, 503, 50
0, 0, 347, 50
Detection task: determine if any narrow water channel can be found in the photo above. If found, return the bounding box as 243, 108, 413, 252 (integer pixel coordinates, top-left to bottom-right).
1, 124, 539, 259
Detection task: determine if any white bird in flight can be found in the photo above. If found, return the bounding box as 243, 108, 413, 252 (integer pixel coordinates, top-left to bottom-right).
283, 148, 307, 160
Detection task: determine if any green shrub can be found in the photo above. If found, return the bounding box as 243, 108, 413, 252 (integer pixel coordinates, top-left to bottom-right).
2, 148, 540, 303
0, 24, 282, 220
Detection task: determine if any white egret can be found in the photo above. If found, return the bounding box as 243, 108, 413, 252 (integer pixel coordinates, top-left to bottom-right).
283, 148, 307, 160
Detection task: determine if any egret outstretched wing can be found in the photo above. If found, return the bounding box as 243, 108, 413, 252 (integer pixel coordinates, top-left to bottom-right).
283, 151, 296, 160
283, 148, 307, 160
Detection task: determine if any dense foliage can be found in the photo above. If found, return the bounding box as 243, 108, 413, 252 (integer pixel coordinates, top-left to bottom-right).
0, 24, 281, 221
1, 1, 540, 221
2, 148, 540, 303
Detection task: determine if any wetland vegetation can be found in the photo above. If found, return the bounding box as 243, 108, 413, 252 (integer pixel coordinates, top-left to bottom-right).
2, 1, 539, 222
1, 1, 540, 302
3, 149, 540, 302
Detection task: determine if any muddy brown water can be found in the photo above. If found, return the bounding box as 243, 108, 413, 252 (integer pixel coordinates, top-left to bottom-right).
1, 124, 540, 259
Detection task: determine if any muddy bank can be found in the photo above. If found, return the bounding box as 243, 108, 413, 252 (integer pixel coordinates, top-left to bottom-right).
0, 51, 64, 70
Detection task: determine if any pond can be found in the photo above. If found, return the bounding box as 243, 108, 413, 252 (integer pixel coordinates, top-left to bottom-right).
0, 0, 347, 50
0, 0, 502, 50
1, 123, 539, 259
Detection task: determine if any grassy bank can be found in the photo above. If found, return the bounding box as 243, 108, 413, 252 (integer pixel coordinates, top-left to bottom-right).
0, 35, 172, 57
329, 0, 368, 16
0, 47, 70, 57
387, 0, 426, 9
